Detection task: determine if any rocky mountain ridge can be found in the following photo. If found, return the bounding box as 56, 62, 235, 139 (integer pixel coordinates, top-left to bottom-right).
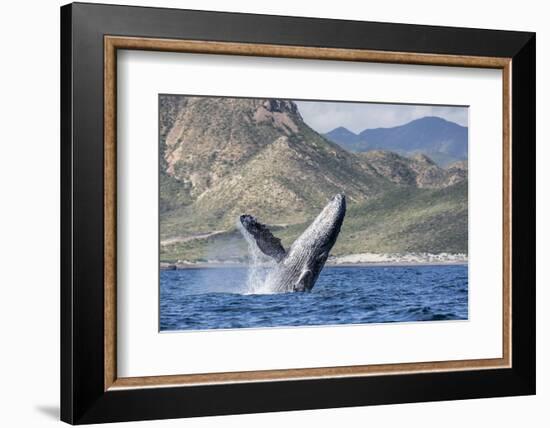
159, 96, 468, 262
324, 116, 468, 166
360, 150, 467, 188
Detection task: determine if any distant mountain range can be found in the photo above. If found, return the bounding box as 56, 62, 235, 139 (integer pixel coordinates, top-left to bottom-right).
159, 97, 468, 262
324, 116, 468, 166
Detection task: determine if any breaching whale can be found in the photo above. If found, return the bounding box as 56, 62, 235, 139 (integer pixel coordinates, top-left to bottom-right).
239, 194, 346, 293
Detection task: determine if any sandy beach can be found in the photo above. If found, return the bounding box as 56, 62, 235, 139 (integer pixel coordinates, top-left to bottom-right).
160, 252, 468, 270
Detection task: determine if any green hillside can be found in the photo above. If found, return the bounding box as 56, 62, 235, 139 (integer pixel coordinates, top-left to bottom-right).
160, 181, 467, 262
159, 95, 468, 263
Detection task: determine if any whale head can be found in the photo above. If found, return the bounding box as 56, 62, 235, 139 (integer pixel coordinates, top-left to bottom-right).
289, 194, 346, 260
275, 194, 346, 292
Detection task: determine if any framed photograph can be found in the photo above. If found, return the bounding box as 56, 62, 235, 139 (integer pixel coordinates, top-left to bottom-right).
61, 2, 535, 424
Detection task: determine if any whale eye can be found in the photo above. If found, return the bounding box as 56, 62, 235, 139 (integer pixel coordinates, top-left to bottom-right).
316, 251, 328, 261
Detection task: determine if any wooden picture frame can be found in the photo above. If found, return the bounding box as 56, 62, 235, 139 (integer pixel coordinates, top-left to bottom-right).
61, 2, 535, 424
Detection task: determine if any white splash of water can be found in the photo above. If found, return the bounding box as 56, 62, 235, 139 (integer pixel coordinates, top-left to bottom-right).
237, 221, 277, 294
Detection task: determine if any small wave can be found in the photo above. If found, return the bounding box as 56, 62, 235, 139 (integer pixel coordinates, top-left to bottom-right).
429, 313, 457, 321
406, 306, 432, 314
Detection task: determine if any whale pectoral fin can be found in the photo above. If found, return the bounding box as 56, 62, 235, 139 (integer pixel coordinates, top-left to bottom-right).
294, 270, 313, 292
239, 215, 286, 262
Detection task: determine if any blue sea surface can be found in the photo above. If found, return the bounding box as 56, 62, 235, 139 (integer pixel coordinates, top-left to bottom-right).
160, 265, 468, 331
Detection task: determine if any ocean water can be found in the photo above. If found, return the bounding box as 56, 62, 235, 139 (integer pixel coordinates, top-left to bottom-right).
159, 264, 468, 331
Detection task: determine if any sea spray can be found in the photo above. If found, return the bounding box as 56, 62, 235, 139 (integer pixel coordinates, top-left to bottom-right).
237, 220, 276, 294
192, 231, 246, 294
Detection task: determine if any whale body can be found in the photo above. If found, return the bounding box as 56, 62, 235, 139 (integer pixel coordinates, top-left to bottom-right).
239, 194, 346, 292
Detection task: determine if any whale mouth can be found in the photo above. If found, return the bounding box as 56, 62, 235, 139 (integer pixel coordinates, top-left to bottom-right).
332, 193, 345, 203
311, 193, 346, 252
330, 193, 346, 215
321, 193, 346, 228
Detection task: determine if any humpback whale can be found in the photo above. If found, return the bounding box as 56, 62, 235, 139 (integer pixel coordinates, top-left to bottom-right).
240, 194, 346, 292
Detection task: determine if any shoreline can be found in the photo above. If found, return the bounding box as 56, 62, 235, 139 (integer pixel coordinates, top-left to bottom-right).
160, 259, 468, 270
327, 261, 467, 268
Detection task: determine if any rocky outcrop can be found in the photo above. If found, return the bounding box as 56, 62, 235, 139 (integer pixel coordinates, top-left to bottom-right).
360, 150, 467, 189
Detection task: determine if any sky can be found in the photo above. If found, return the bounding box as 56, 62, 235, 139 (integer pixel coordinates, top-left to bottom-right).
294, 100, 468, 134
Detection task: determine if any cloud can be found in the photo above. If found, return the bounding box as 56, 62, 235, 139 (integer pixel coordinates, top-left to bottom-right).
294, 100, 468, 134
